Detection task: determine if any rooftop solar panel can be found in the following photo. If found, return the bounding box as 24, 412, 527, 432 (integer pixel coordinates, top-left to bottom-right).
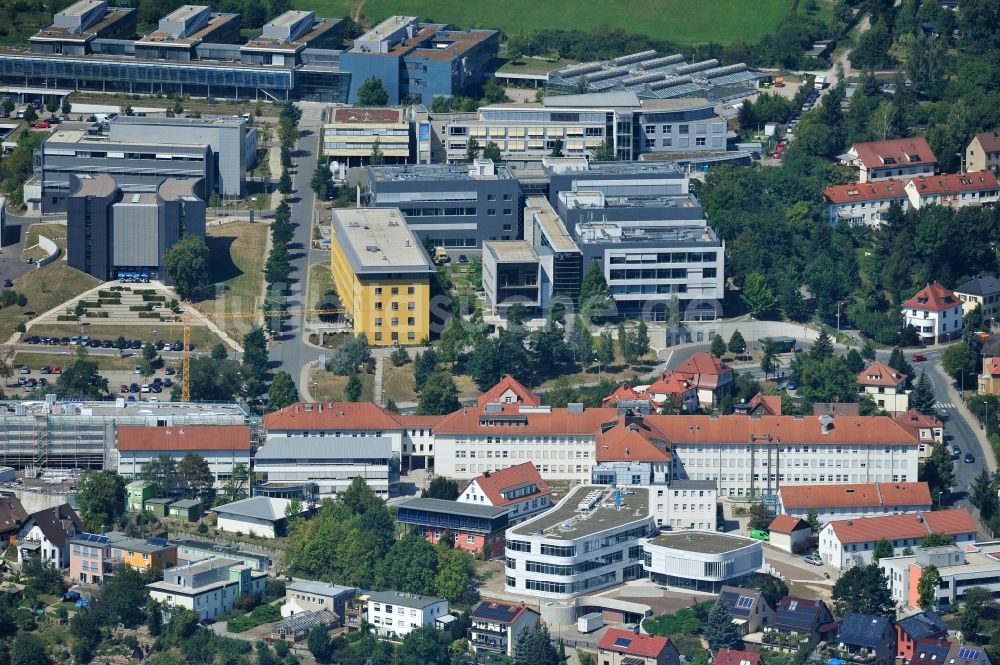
959, 649, 981, 660
472, 603, 518, 622
736, 596, 754, 608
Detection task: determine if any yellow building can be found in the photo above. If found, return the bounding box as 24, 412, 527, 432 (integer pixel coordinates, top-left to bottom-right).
331, 208, 434, 346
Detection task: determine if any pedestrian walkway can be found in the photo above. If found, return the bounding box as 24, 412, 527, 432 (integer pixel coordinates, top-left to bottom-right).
935, 401, 958, 410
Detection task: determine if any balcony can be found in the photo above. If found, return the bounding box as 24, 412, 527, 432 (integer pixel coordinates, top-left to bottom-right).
827, 647, 879, 664
469, 635, 507, 652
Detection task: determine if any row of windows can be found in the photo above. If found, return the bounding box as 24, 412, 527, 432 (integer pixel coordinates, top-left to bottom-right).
455, 449, 590, 459
609, 252, 718, 264
372, 301, 417, 311
374, 287, 415, 296
609, 268, 690, 280
374, 331, 415, 342
374, 317, 417, 327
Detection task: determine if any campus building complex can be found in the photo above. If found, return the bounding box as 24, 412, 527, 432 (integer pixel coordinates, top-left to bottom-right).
329, 208, 435, 346
323, 107, 412, 168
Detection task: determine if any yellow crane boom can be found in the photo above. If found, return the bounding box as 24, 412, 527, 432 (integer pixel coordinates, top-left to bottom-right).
181, 308, 344, 401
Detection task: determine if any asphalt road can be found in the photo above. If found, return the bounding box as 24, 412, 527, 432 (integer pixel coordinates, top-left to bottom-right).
0, 216, 38, 286
267, 116, 324, 391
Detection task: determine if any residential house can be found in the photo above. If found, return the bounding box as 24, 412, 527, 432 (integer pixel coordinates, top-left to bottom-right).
716, 649, 765, 665
834, 612, 897, 665
819, 509, 978, 569
115, 424, 252, 488
0, 497, 28, 544
896, 611, 948, 661
768, 515, 812, 554
943, 643, 992, 665
69, 532, 177, 584
966, 131, 1000, 174
281, 581, 355, 622
718, 586, 774, 635
396, 497, 509, 558
840, 137, 937, 182
468, 600, 540, 657
881, 543, 1000, 609
893, 410, 945, 460
824, 179, 909, 228
16, 504, 82, 568
672, 352, 733, 406
955, 275, 1000, 326
147, 556, 267, 620
733, 393, 782, 416
366, 590, 448, 638
213, 497, 307, 538
596, 628, 681, 665
904, 171, 1000, 210
980, 357, 1000, 395
778, 482, 933, 523
756, 597, 835, 651
857, 360, 909, 413
457, 461, 553, 525
902, 283, 964, 345
910, 638, 954, 665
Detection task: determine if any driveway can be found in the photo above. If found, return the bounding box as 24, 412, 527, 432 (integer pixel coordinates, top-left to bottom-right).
0, 217, 37, 285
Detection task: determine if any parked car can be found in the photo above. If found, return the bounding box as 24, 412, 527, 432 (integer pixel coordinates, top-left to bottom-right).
40, 366, 50, 374
19, 367, 29, 374
141, 384, 150, 393
51, 365, 60, 374
911, 353, 927, 362
803, 553, 823, 566
458, 254, 469, 264
133, 365, 142, 374
163, 378, 173, 387
165, 367, 176, 375
965, 453, 976, 464
2, 279, 12, 288
787, 379, 799, 390
33, 121, 50, 129
748, 529, 770, 542
38, 378, 47, 387
129, 383, 139, 393
120, 384, 129, 393
953, 445, 961, 458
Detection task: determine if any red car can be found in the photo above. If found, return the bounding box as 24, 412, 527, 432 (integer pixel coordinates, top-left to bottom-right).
33, 121, 50, 129
911, 353, 927, 362
120, 384, 129, 393
51, 365, 61, 374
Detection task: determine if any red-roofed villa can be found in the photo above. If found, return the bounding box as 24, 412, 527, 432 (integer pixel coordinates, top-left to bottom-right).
901, 283, 964, 344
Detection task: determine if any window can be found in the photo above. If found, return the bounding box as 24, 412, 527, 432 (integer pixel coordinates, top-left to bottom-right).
645, 124, 655, 134
407, 317, 415, 325
679, 124, 689, 134
503, 208, 512, 215
374, 332, 382, 341
696, 137, 706, 146
391, 318, 399, 326
662, 125, 671, 133
662, 138, 672, 147
391, 302, 399, 311
391, 287, 399, 295
407, 302, 416, 310
407, 332, 415, 341
487, 194, 496, 201
487, 209, 496, 216
503, 193, 512, 201
375, 302, 382, 310
374, 288, 382, 296
407, 286, 415, 295
375, 317, 382, 326
466, 535, 475, 544
645, 138, 655, 148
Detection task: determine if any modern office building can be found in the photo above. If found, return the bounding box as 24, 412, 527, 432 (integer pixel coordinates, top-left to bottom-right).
66, 175, 206, 281
330, 208, 434, 345
114, 424, 251, 488
30, 0, 137, 55
367, 159, 523, 249
642, 531, 762, 592
482, 240, 551, 317
30, 127, 213, 213
881, 543, 1000, 610
443, 92, 728, 164
339, 16, 498, 105
503, 485, 654, 599
546, 50, 768, 102
521, 196, 584, 304
323, 106, 411, 168
147, 556, 267, 620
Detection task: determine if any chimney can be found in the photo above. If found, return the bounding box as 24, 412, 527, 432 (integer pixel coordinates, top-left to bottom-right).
483, 470, 490, 478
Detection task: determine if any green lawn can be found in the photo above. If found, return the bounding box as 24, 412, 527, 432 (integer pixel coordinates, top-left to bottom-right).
22, 223, 67, 262
0, 263, 101, 343
301, 0, 818, 46
310, 369, 375, 402
196, 221, 269, 339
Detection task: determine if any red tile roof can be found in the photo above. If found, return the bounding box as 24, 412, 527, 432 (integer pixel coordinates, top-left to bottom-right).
894, 409, 943, 433
984, 357, 1000, 377
602, 382, 647, 406
117, 425, 251, 451
973, 131, 1000, 153
906, 170, 999, 196
857, 360, 908, 387
675, 352, 732, 380
263, 402, 404, 431
747, 393, 782, 415
828, 509, 977, 544
598, 628, 671, 658
469, 462, 550, 508
824, 179, 908, 204
780, 482, 932, 510
477, 375, 541, 408
716, 648, 764, 665
433, 403, 616, 436
902, 283, 961, 312
393, 414, 446, 429
644, 414, 919, 446
769, 515, 810, 533
850, 137, 937, 169
597, 420, 671, 462
648, 371, 695, 396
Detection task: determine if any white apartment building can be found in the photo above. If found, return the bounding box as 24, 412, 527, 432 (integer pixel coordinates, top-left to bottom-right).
503, 485, 653, 599
778, 481, 933, 523
819, 509, 978, 569
147, 557, 267, 620
824, 179, 909, 228
881, 544, 1000, 610
840, 137, 937, 182
655, 480, 718, 531
458, 461, 553, 525
366, 590, 449, 638
905, 171, 1000, 210
901, 282, 964, 344
114, 424, 252, 488
652, 414, 922, 497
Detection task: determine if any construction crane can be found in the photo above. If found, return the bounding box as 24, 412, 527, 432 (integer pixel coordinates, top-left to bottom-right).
181, 308, 345, 401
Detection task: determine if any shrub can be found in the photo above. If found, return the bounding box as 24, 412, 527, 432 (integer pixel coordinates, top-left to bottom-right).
57, 315, 79, 321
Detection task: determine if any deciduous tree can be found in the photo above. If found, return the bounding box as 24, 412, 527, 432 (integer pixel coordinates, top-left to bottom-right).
267, 371, 299, 411
177, 453, 214, 497
76, 470, 126, 532
163, 235, 211, 299
357, 77, 388, 105
917, 564, 941, 610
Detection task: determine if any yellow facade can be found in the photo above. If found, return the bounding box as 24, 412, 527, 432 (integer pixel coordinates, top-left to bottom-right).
330, 229, 430, 346
120, 547, 177, 571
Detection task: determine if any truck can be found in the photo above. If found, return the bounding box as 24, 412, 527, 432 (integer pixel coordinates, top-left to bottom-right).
578, 612, 604, 633
814, 74, 827, 90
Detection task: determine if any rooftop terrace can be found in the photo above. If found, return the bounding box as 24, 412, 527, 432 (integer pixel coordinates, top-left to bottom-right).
509, 485, 650, 540
646, 531, 757, 555
370, 160, 514, 182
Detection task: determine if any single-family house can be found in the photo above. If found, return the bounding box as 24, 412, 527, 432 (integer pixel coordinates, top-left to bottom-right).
147, 556, 267, 620
597, 628, 681, 665
896, 611, 948, 661
955, 275, 1000, 325
468, 600, 540, 657
213, 496, 307, 538
457, 461, 552, 525
367, 590, 449, 638
835, 613, 897, 665
672, 352, 733, 407
902, 282, 964, 345
716, 649, 765, 665
966, 131, 1000, 174
718, 586, 774, 635
857, 360, 909, 414
894, 410, 945, 459
16, 503, 82, 568
0, 497, 28, 543
760, 597, 835, 651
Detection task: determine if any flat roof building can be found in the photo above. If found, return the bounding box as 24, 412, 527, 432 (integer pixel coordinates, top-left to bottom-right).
324, 106, 411, 168
397, 497, 510, 558
367, 159, 523, 250
31, 0, 137, 55
642, 531, 763, 593
330, 208, 434, 346
504, 485, 653, 599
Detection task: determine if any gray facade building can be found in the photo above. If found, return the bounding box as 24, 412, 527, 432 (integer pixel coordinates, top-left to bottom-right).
108, 115, 253, 197
32, 127, 213, 213
367, 159, 523, 249
67, 174, 205, 281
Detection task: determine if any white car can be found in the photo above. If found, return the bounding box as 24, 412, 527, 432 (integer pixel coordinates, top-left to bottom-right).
140, 384, 150, 393
803, 553, 823, 566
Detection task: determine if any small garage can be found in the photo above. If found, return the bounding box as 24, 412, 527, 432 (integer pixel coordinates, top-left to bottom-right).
769, 515, 812, 553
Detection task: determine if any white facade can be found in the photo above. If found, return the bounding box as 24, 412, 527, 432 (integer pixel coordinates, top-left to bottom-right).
503, 486, 653, 599
433, 431, 598, 482
642, 531, 763, 593
216, 513, 279, 538
881, 545, 1000, 610
458, 478, 551, 525
819, 515, 977, 570
16, 523, 74, 568
827, 197, 909, 228
902, 304, 963, 343
904, 176, 1000, 210
116, 449, 251, 488
147, 558, 267, 620
214, 497, 301, 539
651, 480, 718, 531
366, 591, 449, 638
670, 441, 920, 497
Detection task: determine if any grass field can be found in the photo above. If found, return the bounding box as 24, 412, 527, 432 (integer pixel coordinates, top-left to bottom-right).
196, 221, 269, 339
22, 223, 67, 262
310, 369, 375, 402
300, 0, 814, 46
0, 263, 100, 343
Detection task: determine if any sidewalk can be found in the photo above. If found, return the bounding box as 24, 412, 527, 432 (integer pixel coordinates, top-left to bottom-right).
938, 360, 996, 474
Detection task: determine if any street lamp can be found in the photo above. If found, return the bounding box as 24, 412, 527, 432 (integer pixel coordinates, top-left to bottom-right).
937, 490, 943, 509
